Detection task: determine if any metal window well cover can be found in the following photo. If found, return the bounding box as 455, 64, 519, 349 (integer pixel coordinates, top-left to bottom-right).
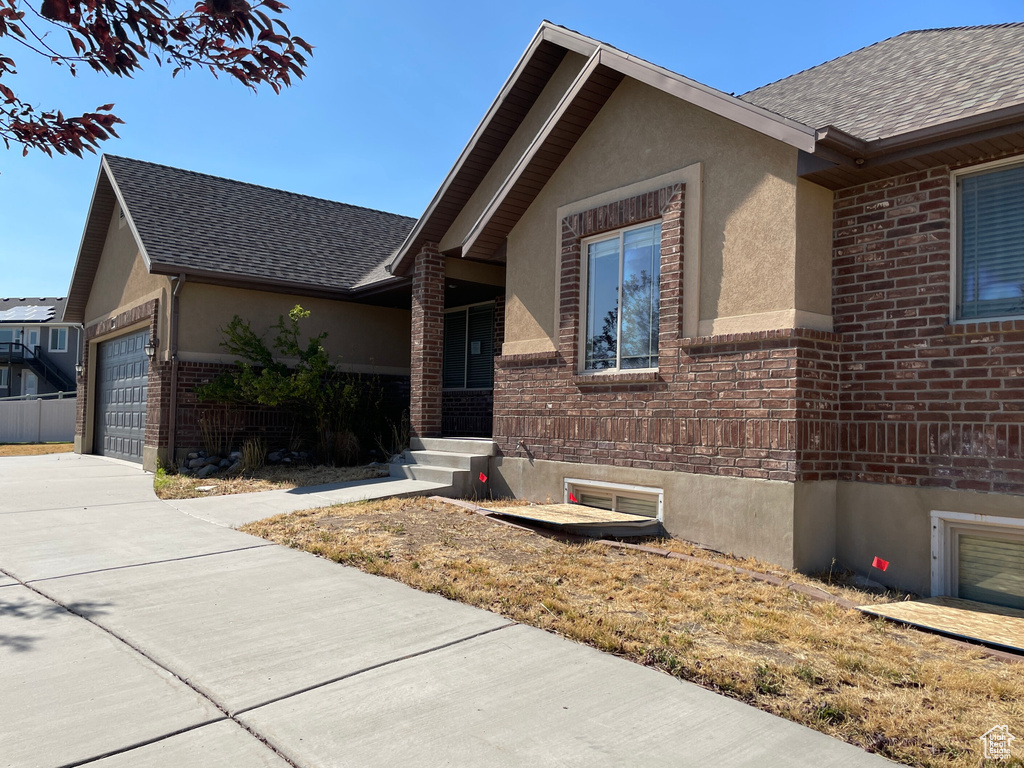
491, 503, 662, 538
859, 596, 1024, 654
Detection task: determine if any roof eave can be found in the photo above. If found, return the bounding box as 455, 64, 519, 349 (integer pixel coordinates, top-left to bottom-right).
387, 22, 570, 276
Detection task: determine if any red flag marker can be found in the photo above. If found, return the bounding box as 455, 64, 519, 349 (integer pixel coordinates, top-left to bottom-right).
479, 472, 487, 483
872, 556, 889, 572
569, 492, 578, 503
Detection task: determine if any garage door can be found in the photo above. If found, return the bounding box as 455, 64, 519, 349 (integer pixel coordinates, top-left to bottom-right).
95, 330, 149, 463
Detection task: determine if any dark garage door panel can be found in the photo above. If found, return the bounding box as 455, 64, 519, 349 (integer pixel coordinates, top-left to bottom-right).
95, 330, 149, 463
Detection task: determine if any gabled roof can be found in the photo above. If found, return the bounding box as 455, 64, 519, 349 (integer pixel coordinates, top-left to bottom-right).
388, 22, 814, 271
66, 156, 415, 322
0, 297, 66, 323
741, 24, 1024, 142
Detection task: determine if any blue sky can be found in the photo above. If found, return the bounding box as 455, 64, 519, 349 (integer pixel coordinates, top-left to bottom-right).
1, 0, 1020, 298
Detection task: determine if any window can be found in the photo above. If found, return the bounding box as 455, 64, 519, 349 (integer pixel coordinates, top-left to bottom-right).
0, 368, 7, 388
957, 161, 1024, 320
931, 510, 1024, 609
582, 222, 661, 371
49, 327, 68, 353
443, 304, 494, 389
564, 478, 663, 519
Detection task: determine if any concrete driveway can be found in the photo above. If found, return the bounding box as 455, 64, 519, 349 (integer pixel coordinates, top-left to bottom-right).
0, 453, 892, 767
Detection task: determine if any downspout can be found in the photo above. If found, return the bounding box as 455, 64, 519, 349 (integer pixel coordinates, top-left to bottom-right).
167, 274, 185, 467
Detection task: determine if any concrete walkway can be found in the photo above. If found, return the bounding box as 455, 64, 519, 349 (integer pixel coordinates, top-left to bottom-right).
0, 453, 893, 767
165, 474, 448, 528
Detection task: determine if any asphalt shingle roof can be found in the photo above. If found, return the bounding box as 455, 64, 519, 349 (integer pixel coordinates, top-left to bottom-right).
104, 155, 415, 292
740, 24, 1024, 141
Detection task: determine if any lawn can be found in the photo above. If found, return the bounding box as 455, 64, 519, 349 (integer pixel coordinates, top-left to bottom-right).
154, 463, 390, 499
242, 497, 1024, 768
0, 443, 74, 457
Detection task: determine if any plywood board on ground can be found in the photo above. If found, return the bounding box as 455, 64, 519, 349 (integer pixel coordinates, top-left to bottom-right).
488, 503, 661, 538
859, 596, 1024, 653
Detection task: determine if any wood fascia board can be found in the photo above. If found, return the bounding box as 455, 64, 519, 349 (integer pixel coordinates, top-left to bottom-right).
148, 264, 352, 301
386, 25, 554, 275
63, 161, 111, 324
460, 50, 605, 258
101, 157, 154, 273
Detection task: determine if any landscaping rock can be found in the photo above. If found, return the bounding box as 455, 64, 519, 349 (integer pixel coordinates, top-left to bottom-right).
229, 451, 242, 460
187, 452, 200, 460
187, 457, 206, 470
268, 451, 284, 463
196, 464, 219, 479
218, 458, 232, 468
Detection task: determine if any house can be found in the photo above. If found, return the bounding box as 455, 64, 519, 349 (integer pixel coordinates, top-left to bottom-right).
66, 155, 417, 469
391, 22, 1024, 606
0, 297, 80, 398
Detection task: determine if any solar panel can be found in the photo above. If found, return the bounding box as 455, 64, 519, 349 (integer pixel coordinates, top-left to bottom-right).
0, 305, 55, 322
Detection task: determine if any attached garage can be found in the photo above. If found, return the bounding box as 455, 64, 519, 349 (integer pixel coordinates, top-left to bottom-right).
94, 330, 150, 463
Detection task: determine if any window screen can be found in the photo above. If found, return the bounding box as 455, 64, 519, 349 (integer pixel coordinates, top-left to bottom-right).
960, 164, 1024, 319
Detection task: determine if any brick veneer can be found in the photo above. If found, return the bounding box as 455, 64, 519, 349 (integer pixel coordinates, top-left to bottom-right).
834, 163, 1024, 493
494, 183, 845, 481
410, 244, 444, 439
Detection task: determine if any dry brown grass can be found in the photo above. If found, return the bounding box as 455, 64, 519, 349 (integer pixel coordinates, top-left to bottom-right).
242, 497, 1024, 768
0, 443, 74, 457
154, 464, 389, 499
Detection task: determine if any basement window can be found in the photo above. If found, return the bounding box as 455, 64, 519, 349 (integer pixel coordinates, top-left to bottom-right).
931, 510, 1024, 610
563, 478, 663, 519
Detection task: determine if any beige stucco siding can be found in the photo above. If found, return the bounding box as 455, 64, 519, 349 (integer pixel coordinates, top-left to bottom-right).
445, 257, 506, 286
177, 283, 410, 373
502, 77, 803, 351
438, 52, 589, 255
83, 204, 172, 349
794, 179, 834, 318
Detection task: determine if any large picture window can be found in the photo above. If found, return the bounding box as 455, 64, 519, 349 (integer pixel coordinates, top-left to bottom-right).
582, 222, 661, 371
443, 303, 495, 389
958, 162, 1024, 320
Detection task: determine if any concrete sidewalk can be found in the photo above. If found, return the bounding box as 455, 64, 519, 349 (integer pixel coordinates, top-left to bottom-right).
164, 474, 447, 528
0, 453, 893, 767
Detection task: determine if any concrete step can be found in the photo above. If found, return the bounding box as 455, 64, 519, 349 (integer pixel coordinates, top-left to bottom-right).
389, 463, 457, 486
410, 437, 496, 456
401, 450, 488, 471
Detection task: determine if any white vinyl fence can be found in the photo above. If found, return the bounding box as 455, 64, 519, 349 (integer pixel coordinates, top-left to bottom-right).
0, 395, 76, 443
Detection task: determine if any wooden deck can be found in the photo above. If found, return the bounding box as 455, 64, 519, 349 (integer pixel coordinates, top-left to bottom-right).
490, 503, 662, 538
859, 596, 1024, 653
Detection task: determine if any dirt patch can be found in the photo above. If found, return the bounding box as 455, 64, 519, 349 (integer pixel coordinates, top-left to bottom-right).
154, 463, 389, 499
243, 497, 1024, 768
0, 443, 74, 457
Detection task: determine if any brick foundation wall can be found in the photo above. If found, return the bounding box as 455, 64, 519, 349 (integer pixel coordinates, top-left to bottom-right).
834, 163, 1024, 493
173, 363, 411, 459
442, 390, 493, 437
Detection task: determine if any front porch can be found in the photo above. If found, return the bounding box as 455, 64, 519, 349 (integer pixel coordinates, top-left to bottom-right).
410, 244, 505, 440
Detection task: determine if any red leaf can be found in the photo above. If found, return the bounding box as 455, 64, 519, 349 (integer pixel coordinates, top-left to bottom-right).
40, 0, 71, 23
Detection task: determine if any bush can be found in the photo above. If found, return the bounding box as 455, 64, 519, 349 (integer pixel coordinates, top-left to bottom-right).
196, 305, 403, 465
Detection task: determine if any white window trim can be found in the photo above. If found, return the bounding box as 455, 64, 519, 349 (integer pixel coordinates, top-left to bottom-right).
578, 220, 662, 375
930, 509, 1024, 598
949, 155, 1024, 324
563, 477, 664, 521
49, 326, 68, 353
443, 301, 495, 392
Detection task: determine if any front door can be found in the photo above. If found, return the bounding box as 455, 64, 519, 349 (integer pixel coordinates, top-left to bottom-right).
23, 371, 37, 397
442, 302, 495, 437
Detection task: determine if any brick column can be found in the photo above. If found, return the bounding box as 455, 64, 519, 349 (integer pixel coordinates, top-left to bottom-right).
410, 243, 444, 439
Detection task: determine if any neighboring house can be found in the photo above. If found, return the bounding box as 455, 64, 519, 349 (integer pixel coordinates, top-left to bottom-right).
0, 297, 80, 398
389, 22, 1024, 606
65, 155, 416, 469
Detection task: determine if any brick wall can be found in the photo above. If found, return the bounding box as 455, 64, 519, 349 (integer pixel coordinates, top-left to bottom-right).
494, 182, 845, 481
834, 164, 1024, 493
442, 390, 493, 437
